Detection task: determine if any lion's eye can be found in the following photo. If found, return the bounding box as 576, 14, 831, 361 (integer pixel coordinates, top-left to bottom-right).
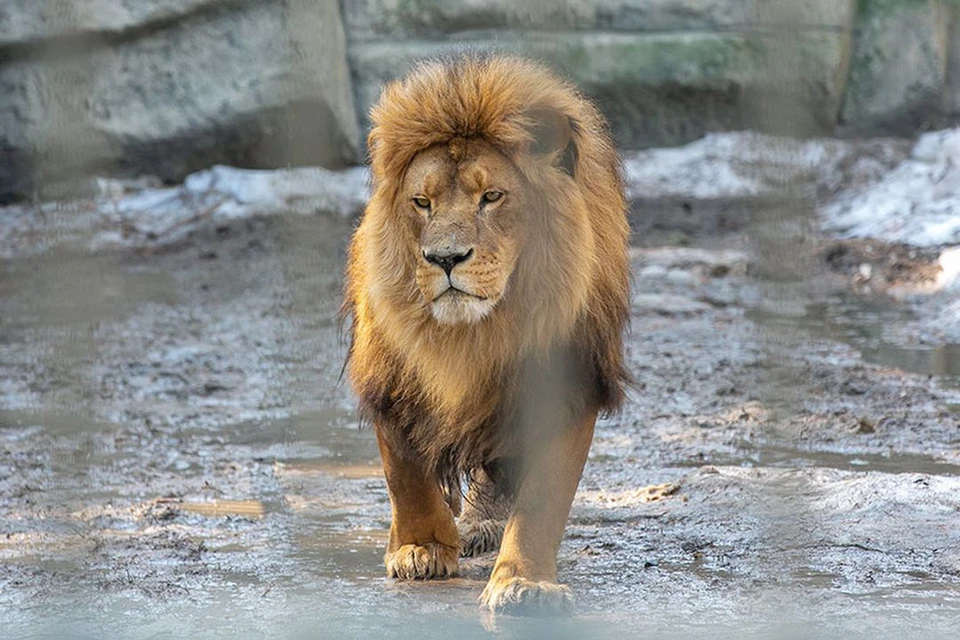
412, 196, 431, 209
481, 190, 504, 205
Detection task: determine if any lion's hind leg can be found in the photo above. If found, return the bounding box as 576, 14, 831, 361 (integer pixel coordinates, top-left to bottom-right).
458, 468, 510, 557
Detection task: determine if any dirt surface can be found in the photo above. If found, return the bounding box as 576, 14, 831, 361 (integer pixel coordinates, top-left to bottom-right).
2, 210, 959, 640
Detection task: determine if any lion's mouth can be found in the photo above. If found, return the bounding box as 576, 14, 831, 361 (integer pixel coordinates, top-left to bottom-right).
428, 283, 497, 324
433, 286, 487, 302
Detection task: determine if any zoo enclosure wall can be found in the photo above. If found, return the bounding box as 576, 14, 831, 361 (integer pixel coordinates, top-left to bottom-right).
1, 0, 959, 202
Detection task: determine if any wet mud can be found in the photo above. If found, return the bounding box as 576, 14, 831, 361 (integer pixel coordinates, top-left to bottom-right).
1, 211, 959, 639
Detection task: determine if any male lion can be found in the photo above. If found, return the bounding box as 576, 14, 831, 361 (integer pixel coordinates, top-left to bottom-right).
342, 55, 630, 614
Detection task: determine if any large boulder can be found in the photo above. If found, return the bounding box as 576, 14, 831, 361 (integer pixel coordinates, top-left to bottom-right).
342, 0, 855, 40
0, 0, 360, 202
948, 8, 960, 119
0, 0, 224, 46
840, 0, 952, 136
344, 0, 857, 149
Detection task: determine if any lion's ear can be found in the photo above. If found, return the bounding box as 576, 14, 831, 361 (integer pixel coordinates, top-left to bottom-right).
526, 109, 578, 178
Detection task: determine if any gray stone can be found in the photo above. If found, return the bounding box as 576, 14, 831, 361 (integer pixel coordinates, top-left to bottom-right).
343, 0, 854, 41
840, 0, 952, 136
0, 0, 359, 202
0, 0, 225, 47
349, 27, 853, 150
947, 9, 960, 117
345, 1, 856, 148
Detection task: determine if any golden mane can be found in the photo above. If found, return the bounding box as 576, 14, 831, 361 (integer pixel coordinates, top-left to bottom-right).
343, 54, 630, 484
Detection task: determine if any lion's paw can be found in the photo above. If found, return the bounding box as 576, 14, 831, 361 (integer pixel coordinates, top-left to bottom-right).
480, 576, 574, 616
385, 543, 459, 580
458, 519, 504, 557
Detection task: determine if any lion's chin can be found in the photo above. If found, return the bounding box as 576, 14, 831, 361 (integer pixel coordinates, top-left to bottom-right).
430, 290, 496, 325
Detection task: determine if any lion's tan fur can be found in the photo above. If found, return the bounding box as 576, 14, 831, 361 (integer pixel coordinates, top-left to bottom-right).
343, 55, 630, 492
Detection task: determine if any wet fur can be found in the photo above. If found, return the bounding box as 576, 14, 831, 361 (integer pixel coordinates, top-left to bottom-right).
342, 55, 630, 499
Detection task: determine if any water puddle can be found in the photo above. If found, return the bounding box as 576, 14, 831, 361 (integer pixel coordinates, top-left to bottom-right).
0, 251, 179, 332
750, 293, 960, 382
862, 343, 960, 379
0, 408, 114, 436
686, 443, 960, 476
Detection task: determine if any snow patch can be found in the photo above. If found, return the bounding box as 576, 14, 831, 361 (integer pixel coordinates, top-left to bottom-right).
2, 129, 958, 259
936, 247, 960, 292
822, 129, 960, 247
101, 165, 370, 248
0, 164, 370, 259
622, 131, 906, 202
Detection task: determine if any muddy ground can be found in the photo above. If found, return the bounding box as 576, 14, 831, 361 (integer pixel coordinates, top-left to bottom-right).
1, 207, 959, 640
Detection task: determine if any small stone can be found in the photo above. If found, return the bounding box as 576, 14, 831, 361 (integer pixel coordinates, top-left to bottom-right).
853, 416, 876, 434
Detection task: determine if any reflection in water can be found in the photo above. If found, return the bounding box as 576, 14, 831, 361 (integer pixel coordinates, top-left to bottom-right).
176, 499, 266, 518
864, 342, 960, 379
679, 443, 960, 476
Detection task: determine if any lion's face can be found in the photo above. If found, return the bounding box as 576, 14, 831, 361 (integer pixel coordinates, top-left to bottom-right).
401, 139, 527, 325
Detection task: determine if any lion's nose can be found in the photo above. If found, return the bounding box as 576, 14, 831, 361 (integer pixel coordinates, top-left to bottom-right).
423, 247, 474, 276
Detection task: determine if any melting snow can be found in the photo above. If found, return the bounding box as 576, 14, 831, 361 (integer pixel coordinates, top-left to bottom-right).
2, 130, 958, 259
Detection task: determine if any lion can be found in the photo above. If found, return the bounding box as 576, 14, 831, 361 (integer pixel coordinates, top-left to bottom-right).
342, 54, 630, 615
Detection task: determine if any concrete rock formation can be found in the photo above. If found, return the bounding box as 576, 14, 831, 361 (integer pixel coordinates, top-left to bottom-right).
344, 0, 858, 148
840, 0, 953, 136
0, 0, 359, 202
3, 0, 960, 201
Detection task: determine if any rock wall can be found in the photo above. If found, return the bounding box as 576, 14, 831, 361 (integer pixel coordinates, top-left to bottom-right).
840, 0, 954, 136
344, 0, 858, 146
2, 0, 960, 201
0, 0, 359, 202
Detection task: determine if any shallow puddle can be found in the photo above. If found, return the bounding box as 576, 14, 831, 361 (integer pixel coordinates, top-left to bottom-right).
864, 342, 960, 379
685, 443, 960, 476
750, 292, 960, 382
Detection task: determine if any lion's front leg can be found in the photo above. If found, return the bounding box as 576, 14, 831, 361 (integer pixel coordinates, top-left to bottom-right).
376, 424, 459, 579
480, 410, 597, 615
